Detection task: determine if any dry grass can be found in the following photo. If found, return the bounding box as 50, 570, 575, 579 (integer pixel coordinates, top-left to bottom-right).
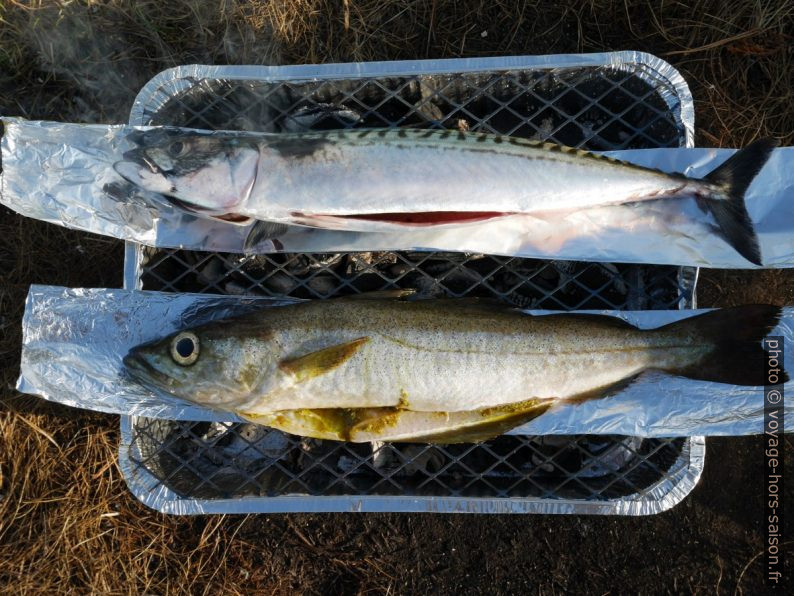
0, 409, 321, 594
1, 0, 791, 141
1, 0, 792, 593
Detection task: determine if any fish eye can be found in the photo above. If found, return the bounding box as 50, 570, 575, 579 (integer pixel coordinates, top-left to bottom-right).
170, 331, 199, 366
168, 141, 186, 157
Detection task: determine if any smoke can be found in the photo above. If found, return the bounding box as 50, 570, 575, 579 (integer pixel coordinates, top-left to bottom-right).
19, 1, 281, 124
25, 5, 148, 123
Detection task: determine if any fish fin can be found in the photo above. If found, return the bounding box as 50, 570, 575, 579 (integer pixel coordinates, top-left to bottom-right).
244, 220, 290, 250
239, 400, 554, 444
429, 296, 519, 312
702, 138, 778, 266
659, 304, 788, 385
562, 313, 637, 330
351, 399, 554, 444
342, 289, 417, 300
157, 194, 220, 217
238, 409, 356, 441
278, 337, 370, 382
562, 373, 644, 405
265, 135, 333, 159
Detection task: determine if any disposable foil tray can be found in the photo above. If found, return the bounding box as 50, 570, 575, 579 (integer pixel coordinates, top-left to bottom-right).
120, 53, 705, 515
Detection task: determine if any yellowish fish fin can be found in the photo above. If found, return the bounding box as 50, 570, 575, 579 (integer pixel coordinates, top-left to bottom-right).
399, 399, 553, 444
238, 409, 358, 441
239, 400, 555, 444
278, 337, 370, 382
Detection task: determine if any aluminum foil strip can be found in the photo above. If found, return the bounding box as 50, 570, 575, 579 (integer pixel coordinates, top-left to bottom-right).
2, 119, 792, 268
17, 285, 793, 436
2, 52, 791, 267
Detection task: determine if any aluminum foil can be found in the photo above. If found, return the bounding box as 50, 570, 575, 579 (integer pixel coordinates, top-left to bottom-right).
19, 285, 792, 437
2, 117, 793, 268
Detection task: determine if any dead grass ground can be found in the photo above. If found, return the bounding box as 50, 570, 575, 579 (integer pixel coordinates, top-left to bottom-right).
0, 0, 792, 593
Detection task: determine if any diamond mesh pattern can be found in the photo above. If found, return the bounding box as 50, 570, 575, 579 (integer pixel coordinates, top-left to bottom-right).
124, 60, 699, 511
128, 418, 686, 501
144, 65, 684, 149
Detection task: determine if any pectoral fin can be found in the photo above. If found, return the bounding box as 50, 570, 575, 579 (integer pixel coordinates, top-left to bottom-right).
278, 337, 370, 382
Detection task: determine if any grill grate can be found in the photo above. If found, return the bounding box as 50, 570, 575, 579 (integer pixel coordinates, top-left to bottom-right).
142, 65, 685, 147
128, 418, 687, 501
122, 56, 702, 514
139, 249, 691, 310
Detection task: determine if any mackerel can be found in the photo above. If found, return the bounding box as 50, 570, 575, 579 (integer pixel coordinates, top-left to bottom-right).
114, 129, 778, 265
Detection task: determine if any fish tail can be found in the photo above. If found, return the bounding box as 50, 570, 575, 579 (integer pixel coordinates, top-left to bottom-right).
702, 138, 778, 266
661, 304, 788, 385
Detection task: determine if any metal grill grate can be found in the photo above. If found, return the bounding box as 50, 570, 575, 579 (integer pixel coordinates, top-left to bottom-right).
141, 65, 686, 147
122, 56, 703, 514
138, 249, 692, 310
127, 419, 689, 501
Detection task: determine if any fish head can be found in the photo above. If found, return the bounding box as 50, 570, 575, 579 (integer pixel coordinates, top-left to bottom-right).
123, 320, 279, 409
113, 129, 260, 217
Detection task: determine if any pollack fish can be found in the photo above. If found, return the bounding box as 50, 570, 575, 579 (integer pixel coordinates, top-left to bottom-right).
123, 296, 787, 443
112, 128, 778, 265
